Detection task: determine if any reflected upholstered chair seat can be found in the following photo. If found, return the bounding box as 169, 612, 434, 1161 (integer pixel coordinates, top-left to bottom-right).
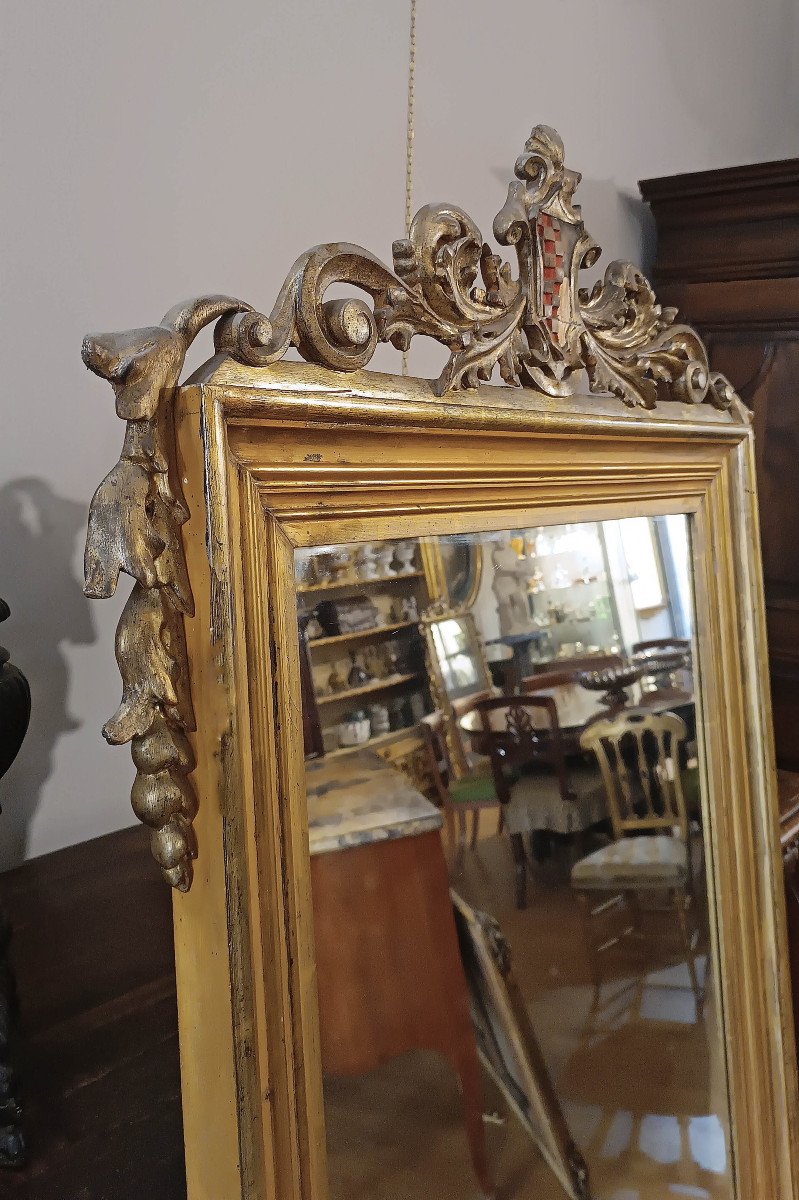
504, 763, 606, 838
571, 832, 689, 890
448, 760, 498, 806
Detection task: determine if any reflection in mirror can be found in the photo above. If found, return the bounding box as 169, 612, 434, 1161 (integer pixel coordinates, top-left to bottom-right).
437, 534, 484, 609
294, 518, 732, 1200
429, 613, 492, 702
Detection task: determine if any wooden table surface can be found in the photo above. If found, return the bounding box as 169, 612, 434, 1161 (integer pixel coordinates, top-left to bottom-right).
0, 825, 185, 1199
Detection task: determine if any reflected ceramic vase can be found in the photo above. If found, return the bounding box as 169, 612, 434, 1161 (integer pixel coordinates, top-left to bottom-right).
327, 664, 347, 694
368, 703, 390, 736
338, 710, 371, 747
328, 549, 351, 581
375, 545, 396, 576
393, 541, 417, 575
355, 544, 379, 581
347, 653, 371, 687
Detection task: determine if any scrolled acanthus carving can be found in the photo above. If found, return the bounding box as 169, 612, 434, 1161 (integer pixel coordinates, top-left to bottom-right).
84, 125, 741, 891
216, 124, 738, 411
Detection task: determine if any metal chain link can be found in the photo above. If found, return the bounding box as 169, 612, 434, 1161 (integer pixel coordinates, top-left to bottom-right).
402, 0, 417, 376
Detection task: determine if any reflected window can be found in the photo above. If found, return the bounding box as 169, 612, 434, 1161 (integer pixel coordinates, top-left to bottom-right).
431, 617, 483, 698
619, 516, 666, 611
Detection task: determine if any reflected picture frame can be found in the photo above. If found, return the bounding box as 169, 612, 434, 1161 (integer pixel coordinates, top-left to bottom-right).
428, 535, 484, 611
451, 888, 590, 1199
420, 607, 494, 776
82, 124, 799, 1200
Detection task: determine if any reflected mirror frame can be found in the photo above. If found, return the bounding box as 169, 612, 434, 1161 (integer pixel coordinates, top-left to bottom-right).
128, 358, 797, 1200
427, 535, 484, 611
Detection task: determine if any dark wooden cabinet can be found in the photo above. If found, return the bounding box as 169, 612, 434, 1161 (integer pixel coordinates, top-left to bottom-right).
779, 770, 799, 1056
641, 159, 799, 769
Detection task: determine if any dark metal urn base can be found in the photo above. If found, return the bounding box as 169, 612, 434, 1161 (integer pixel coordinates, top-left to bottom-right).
0, 910, 24, 1166
0, 598, 31, 1166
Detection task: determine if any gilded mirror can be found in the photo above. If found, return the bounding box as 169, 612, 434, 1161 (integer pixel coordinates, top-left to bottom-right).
81, 125, 798, 1200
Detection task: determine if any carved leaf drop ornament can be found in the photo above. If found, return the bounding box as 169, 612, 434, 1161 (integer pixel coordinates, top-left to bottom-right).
83, 126, 740, 889
83, 296, 252, 889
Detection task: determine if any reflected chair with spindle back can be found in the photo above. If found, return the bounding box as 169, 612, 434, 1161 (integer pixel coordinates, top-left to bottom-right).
571, 708, 702, 1013
473, 692, 606, 909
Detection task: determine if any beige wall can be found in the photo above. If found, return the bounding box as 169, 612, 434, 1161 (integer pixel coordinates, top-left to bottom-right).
2, 0, 797, 868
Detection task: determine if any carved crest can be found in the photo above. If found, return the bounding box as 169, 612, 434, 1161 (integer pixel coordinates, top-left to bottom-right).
83, 125, 740, 890
214, 124, 737, 410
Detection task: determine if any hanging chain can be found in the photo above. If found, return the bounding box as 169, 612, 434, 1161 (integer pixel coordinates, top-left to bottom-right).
402, 0, 417, 375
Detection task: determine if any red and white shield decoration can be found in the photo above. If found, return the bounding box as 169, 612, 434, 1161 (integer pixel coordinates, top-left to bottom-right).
537, 211, 566, 344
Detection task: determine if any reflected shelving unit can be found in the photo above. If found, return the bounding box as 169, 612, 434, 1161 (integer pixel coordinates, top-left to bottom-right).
295, 538, 436, 788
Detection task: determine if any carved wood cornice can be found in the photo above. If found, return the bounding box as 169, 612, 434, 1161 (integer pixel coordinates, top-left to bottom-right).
641, 157, 799, 285
215, 125, 738, 411
83, 124, 741, 890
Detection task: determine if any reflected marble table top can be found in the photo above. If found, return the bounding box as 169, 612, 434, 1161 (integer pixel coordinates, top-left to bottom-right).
305, 750, 441, 856
459, 670, 694, 742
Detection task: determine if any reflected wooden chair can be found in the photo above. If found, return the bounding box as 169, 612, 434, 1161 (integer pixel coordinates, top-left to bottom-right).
420, 712, 503, 876
521, 668, 611, 863
473, 693, 606, 909
571, 708, 702, 1015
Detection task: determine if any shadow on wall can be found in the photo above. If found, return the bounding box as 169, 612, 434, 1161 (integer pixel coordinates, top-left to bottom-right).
0, 479, 95, 870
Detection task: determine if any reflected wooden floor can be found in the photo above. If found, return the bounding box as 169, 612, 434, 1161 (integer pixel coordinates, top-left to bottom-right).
323, 830, 733, 1200
0, 824, 730, 1198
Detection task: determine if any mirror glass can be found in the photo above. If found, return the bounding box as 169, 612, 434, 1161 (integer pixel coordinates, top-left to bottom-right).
294, 515, 732, 1200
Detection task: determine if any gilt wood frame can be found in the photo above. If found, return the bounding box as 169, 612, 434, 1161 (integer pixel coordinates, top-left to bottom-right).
81, 125, 799, 1199
168, 367, 797, 1200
